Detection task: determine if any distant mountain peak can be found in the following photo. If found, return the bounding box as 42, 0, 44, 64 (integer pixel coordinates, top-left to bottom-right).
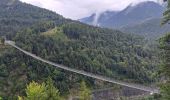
122, 1, 163, 15
133, 1, 162, 7
80, 1, 164, 28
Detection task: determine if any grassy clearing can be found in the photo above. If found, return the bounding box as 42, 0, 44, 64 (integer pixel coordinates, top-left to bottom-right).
42, 27, 68, 41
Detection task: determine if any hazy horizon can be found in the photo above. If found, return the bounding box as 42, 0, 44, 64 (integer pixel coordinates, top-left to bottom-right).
19, 0, 160, 20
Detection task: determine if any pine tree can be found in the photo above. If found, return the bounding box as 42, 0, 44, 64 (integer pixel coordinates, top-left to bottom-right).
0, 38, 5, 45
18, 79, 63, 100
79, 81, 92, 100
159, 34, 170, 100
162, 0, 170, 24
160, 0, 170, 100
45, 78, 62, 100
18, 81, 47, 100
25, 81, 47, 100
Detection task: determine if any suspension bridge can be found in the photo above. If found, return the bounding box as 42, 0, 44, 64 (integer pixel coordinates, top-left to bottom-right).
5, 40, 159, 95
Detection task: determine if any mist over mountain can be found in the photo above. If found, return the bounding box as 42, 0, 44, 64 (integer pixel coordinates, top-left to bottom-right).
80, 1, 169, 38
80, 1, 164, 27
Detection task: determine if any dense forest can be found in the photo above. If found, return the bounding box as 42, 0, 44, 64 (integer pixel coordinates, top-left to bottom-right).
0, 0, 162, 99
14, 21, 159, 83
0, 0, 69, 39
159, 0, 170, 99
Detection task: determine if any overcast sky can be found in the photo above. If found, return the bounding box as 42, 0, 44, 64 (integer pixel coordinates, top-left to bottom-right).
19, 0, 159, 20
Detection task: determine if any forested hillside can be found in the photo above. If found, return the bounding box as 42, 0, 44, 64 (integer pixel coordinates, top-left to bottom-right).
0, 0, 68, 38
0, 0, 159, 99
121, 18, 170, 39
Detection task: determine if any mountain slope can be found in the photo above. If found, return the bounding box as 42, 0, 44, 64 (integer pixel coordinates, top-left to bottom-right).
121, 18, 170, 38
0, 0, 158, 99
79, 1, 170, 38
0, 0, 68, 38
80, 1, 164, 28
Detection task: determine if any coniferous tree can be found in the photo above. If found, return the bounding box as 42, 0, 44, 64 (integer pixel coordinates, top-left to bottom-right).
79, 81, 92, 100
0, 38, 5, 45
162, 0, 170, 24
159, 34, 170, 100
18, 79, 62, 100
45, 78, 62, 100
160, 0, 170, 99
25, 81, 47, 100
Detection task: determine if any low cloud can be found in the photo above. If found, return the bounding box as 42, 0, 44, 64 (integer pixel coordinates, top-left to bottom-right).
20, 0, 157, 20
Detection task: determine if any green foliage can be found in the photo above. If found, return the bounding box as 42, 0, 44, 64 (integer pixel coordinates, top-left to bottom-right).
15, 22, 158, 84
159, 33, 170, 100
162, 0, 170, 25
79, 81, 92, 100
160, 82, 170, 100
0, 0, 67, 39
0, 38, 5, 44
42, 27, 68, 41
0, 20, 158, 99
121, 18, 170, 39
25, 81, 47, 100
0, 0, 159, 99
18, 96, 23, 100
45, 78, 62, 100
159, 0, 170, 99
19, 79, 62, 100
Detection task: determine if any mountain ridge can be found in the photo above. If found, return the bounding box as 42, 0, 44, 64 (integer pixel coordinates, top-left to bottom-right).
80, 1, 164, 28
79, 1, 170, 38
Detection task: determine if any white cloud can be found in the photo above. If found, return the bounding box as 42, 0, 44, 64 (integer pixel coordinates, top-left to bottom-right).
20, 0, 157, 20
